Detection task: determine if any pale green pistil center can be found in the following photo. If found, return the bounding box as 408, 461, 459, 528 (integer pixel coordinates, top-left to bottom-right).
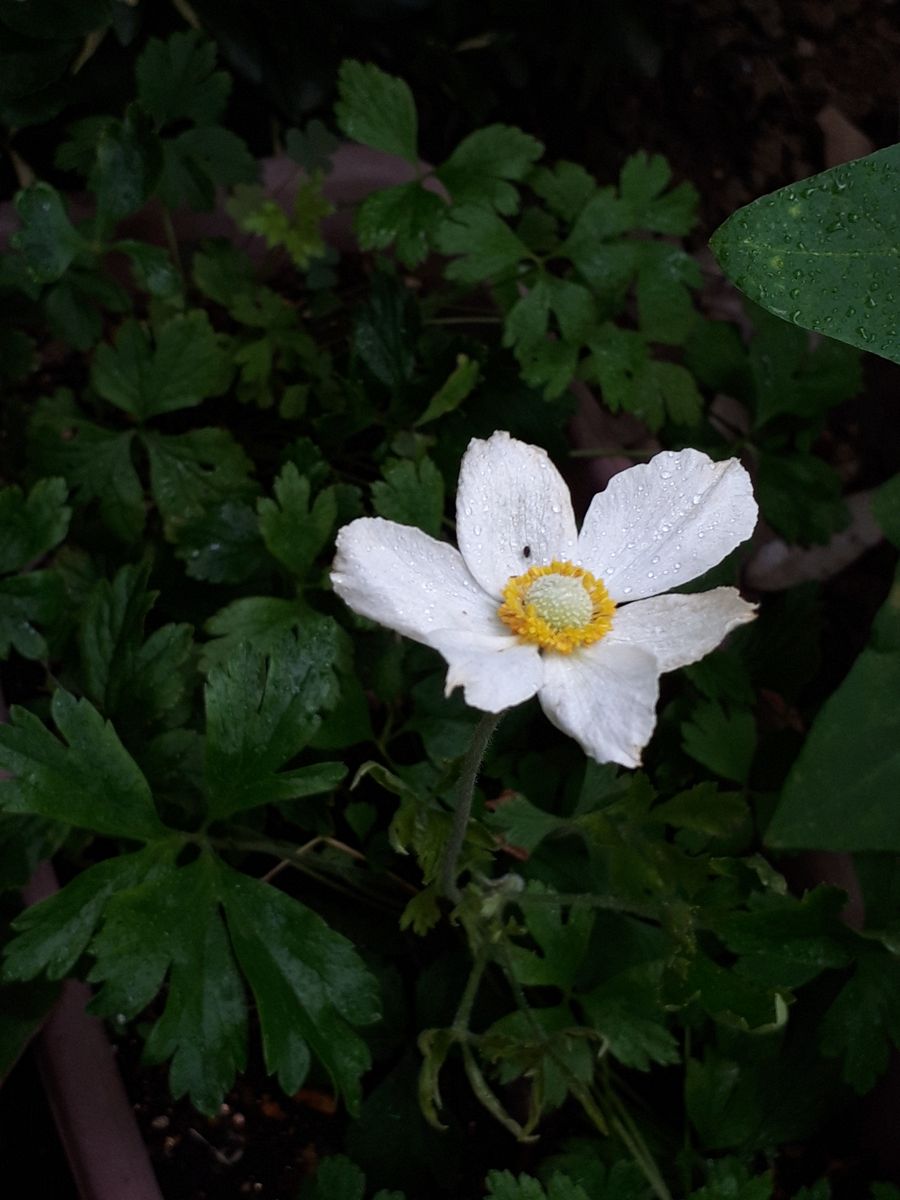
524, 574, 593, 632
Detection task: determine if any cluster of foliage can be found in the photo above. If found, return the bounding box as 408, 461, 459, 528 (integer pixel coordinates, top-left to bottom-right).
1, 17, 899, 1200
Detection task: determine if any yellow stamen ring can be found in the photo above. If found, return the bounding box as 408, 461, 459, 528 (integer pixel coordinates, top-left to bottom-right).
498, 560, 616, 654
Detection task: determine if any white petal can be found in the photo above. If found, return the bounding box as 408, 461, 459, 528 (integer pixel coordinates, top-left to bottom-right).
430, 629, 544, 713
331, 518, 496, 645
607, 588, 757, 673
538, 642, 660, 767
456, 430, 578, 597
577, 449, 758, 602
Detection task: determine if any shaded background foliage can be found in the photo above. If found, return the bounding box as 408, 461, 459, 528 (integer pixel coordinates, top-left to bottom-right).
1, 3, 899, 1200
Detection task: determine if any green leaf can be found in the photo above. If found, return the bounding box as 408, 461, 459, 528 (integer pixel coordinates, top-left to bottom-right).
135, 31, 230, 128
619, 151, 698, 235
710, 145, 900, 365
537, 1150, 650, 1200
686, 954, 779, 1031
0, 572, 64, 660
584, 324, 649, 413
486, 793, 566, 854
635, 360, 703, 429
157, 126, 258, 211
79, 562, 193, 732
87, 852, 245, 1114
90, 105, 162, 224
371, 457, 444, 538
352, 269, 418, 388
300, 1156, 365, 1200
713, 887, 852, 988
757, 452, 847, 545
0, 975, 60, 1081
3, 848, 159, 981
335, 60, 418, 163
258, 463, 337, 578
437, 124, 543, 214
560, 189, 634, 292
201, 597, 306, 669
143, 427, 254, 540
204, 626, 342, 818
0, 0, 113, 39
354, 183, 445, 268
92, 312, 232, 420
650, 783, 748, 837
682, 702, 756, 784
0, 327, 35, 381
820, 951, 900, 1092
10, 183, 86, 283
175, 499, 268, 584
581, 973, 679, 1071
115, 240, 182, 300
510, 887, 594, 990
415, 354, 480, 426
0, 813, 63, 892
0, 690, 164, 840
635, 243, 700, 344
219, 863, 380, 1111
688, 1158, 772, 1200
768, 639, 900, 851
436, 206, 529, 284
286, 120, 340, 173
0, 477, 69, 575
529, 160, 596, 221
28, 393, 143, 542
227, 176, 331, 269
486, 1171, 590, 1200
748, 307, 861, 427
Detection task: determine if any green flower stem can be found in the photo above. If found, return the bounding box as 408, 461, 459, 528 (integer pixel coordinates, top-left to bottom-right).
438, 709, 503, 902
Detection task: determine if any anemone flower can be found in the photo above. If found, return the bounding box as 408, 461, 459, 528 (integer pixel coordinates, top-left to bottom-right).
331, 432, 758, 767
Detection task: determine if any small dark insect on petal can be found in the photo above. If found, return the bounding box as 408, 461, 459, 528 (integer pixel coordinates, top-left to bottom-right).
523, 545, 531, 558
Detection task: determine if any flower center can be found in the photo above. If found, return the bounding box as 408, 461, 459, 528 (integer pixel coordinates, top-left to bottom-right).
498, 560, 615, 654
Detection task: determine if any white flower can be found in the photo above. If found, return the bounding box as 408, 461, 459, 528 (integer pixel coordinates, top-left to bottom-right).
331, 432, 758, 767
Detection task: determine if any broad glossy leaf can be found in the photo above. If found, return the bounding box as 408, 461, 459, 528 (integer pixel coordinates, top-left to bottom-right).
710, 145, 900, 364
768, 635, 900, 851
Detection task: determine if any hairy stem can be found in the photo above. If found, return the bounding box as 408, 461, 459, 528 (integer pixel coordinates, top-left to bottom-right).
438, 710, 503, 902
